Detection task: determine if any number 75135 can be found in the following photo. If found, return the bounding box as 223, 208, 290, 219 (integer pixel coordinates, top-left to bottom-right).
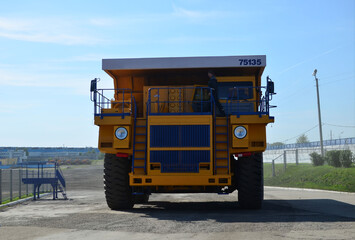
239, 59, 262, 66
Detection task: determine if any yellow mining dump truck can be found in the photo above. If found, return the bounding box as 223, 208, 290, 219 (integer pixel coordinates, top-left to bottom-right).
90, 55, 275, 210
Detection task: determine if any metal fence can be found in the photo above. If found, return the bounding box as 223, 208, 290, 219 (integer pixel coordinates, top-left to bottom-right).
264, 141, 355, 177
264, 142, 355, 164
266, 137, 355, 150
0, 168, 52, 205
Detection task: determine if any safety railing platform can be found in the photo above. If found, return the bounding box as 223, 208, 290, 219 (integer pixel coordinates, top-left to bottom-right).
91, 85, 134, 118
21, 162, 67, 200
147, 87, 214, 115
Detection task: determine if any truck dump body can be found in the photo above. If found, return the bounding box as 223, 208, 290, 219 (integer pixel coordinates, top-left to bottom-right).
103, 55, 266, 92
91, 55, 275, 209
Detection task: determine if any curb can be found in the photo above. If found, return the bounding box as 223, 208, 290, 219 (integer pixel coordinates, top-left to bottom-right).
265, 186, 355, 195
0, 193, 52, 208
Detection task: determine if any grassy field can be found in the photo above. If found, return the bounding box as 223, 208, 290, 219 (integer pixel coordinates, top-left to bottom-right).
264, 163, 355, 192
91, 159, 104, 165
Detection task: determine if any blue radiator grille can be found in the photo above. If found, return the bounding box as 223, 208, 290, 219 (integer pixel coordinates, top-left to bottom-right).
150, 125, 210, 147
150, 150, 210, 173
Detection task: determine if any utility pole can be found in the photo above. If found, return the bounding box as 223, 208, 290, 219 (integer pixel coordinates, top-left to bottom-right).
330, 130, 332, 140
313, 69, 324, 157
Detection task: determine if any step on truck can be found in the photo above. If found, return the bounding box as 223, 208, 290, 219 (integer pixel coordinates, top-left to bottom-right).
90, 55, 275, 210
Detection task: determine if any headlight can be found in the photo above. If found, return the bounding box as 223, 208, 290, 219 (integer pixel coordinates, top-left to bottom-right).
115, 127, 128, 140
234, 126, 247, 139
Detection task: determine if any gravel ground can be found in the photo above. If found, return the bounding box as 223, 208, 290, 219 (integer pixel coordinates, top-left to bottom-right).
0, 164, 354, 240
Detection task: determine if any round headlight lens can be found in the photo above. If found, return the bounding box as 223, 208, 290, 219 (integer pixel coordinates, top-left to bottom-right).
234, 126, 247, 139
115, 127, 128, 140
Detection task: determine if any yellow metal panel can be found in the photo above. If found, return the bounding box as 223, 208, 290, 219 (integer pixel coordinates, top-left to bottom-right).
129, 174, 231, 186
99, 125, 113, 143
232, 125, 249, 148
97, 117, 134, 154
168, 88, 184, 113
248, 124, 267, 142
216, 168, 229, 175
230, 115, 274, 124
110, 99, 132, 113
148, 115, 212, 125
149, 147, 210, 151
229, 116, 268, 150
184, 87, 195, 112
229, 122, 268, 153
143, 86, 169, 115
113, 126, 130, 149
148, 168, 213, 176
216, 76, 255, 83
95, 116, 132, 126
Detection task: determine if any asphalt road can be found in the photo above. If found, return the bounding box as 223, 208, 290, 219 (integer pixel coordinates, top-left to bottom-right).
0, 165, 354, 240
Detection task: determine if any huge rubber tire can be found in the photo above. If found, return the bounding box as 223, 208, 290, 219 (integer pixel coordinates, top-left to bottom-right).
236, 153, 264, 209
104, 154, 134, 210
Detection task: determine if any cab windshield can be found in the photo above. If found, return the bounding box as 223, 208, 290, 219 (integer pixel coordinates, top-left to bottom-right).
218, 81, 253, 100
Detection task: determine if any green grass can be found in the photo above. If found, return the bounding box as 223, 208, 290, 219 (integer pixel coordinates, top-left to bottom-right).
0, 191, 52, 207
0, 194, 34, 206
264, 163, 355, 192
91, 159, 104, 165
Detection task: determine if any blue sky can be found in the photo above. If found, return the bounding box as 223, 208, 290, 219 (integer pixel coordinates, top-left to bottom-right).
0, 0, 354, 147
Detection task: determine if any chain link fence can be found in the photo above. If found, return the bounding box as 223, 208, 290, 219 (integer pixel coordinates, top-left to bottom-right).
263, 142, 355, 177
0, 168, 52, 205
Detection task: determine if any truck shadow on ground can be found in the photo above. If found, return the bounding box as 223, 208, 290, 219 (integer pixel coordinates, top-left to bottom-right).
130, 199, 355, 223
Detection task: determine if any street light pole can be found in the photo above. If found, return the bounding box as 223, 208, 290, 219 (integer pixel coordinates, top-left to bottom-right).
313, 69, 324, 157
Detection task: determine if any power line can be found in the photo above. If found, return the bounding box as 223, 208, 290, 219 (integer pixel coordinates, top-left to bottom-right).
319, 71, 353, 81
319, 75, 354, 86
281, 122, 355, 143
282, 124, 319, 143
323, 123, 355, 128
277, 74, 354, 101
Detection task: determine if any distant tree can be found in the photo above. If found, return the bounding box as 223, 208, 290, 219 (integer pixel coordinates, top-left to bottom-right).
309, 152, 325, 166
86, 149, 96, 154
98, 152, 105, 160
326, 150, 341, 167
339, 150, 353, 168
296, 134, 309, 144
21, 148, 29, 156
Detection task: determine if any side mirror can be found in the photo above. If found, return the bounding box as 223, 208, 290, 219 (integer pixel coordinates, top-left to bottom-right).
266, 76, 274, 94
90, 78, 97, 92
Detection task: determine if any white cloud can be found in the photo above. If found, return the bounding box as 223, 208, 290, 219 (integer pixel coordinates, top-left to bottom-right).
89, 14, 167, 28
172, 5, 207, 18
0, 102, 39, 114
89, 18, 116, 27
172, 4, 232, 21
0, 66, 83, 88
0, 63, 113, 97
0, 18, 32, 31
0, 17, 104, 45
165, 35, 250, 44
277, 46, 342, 75
0, 32, 101, 45
87, 5, 231, 30
48, 54, 104, 63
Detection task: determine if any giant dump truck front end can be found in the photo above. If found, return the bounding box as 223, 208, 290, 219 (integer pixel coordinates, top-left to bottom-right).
91, 56, 275, 209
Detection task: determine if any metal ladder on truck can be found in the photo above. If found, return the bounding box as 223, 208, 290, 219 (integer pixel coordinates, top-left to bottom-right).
214, 116, 230, 175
